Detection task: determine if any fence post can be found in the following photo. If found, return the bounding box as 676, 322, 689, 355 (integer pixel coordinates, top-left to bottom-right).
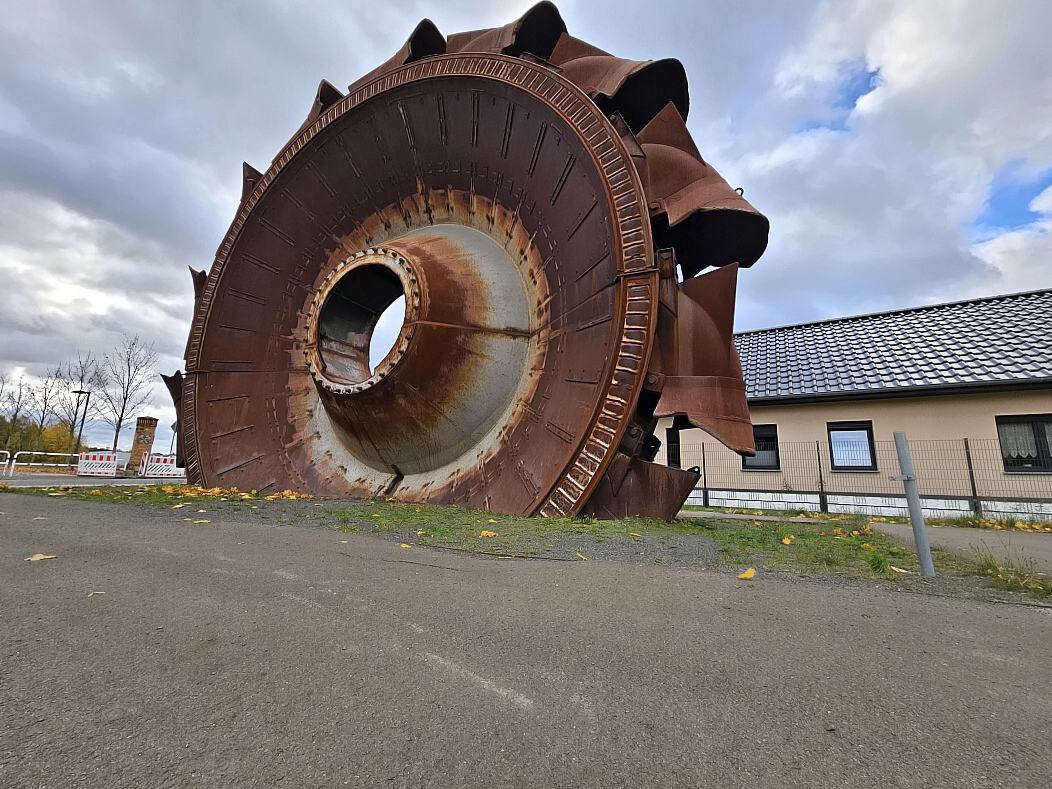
892, 432, 935, 577
815, 440, 828, 513
963, 438, 982, 518
701, 444, 709, 507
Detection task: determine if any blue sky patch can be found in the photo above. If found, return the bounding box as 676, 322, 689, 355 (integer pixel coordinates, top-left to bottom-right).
836, 61, 881, 110
796, 61, 881, 133
977, 161, 1052, 230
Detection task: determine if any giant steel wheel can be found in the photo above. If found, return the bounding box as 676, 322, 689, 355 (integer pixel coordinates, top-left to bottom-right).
166, 2, 769, 519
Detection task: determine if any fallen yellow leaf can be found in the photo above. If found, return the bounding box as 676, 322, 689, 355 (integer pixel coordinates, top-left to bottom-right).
172, 503, 186, 509
24, 553, 57, 562
479, 530, 498, 538
861, 542, 876, 551
192, 519, 210, 524
888, 565, 911, 574
487, 518, 498, 523
737, 567, 756, 580
628, 532, 641, 537
781, 536, 793, 545
576, 551, 588, 561
850, 530, 861, 537
400, 543, 411, 549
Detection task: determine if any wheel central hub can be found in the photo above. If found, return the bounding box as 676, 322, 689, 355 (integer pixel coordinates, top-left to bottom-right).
304, 223, 540, 476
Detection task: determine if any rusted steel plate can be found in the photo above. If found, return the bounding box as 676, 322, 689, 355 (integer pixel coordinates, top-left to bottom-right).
172, 1, 769, 519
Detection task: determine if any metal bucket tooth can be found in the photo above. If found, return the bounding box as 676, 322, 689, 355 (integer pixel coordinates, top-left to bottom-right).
638, 102, 769, 278
651, 264, 755, 453
445, 2, 566, 57
548, 35, 688, 132
348, 19, 446, 94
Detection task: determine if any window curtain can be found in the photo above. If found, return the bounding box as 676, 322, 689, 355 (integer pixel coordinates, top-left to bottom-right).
998, 422, 1037, 459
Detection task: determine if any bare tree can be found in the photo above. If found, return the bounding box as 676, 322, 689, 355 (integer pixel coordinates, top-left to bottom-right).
55, 353, 104, 451
3, 376, 35, 450
31, 367, 64, 443
96, 335, 159, 451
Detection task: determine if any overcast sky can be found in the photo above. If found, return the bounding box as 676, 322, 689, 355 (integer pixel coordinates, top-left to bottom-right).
2, 0, 1050, 450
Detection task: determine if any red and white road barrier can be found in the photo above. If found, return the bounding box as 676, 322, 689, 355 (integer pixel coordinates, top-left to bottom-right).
77, 452, 118, 477
138, 454, 184, 478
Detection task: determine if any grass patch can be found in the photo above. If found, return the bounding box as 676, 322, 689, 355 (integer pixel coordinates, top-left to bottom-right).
2, 483, 309, 507
8, 485, 1045, 597
973, 545, 1052, 597
331, 499, 675, 557
696, 518, 949, 578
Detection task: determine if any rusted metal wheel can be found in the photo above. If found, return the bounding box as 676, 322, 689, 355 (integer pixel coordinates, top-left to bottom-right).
169, 2, 768, 520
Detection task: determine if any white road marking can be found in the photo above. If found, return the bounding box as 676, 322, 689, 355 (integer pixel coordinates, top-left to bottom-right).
421, 652, 535, 711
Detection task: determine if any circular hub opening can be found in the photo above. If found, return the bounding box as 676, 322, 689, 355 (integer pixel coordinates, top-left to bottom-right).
305, 225, 540, 476
308, 251, 417, 392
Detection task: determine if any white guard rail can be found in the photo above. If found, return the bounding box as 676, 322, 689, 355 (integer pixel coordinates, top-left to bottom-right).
8, 451, 80, 477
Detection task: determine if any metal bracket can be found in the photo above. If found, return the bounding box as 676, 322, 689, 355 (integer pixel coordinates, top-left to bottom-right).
889, 474, 914, 482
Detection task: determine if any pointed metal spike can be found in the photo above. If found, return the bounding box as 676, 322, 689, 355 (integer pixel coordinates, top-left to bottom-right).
679, 263, 739, 349
637, 101, 700, 158
315, 79, 343, 112
188, 267, 207, 301
241, 162, 262, 203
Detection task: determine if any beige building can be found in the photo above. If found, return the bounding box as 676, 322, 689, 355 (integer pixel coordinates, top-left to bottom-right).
656, 289, 1052, 519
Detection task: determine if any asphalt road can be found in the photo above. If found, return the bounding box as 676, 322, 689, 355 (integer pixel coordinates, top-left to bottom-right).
2, 494, 1050, 788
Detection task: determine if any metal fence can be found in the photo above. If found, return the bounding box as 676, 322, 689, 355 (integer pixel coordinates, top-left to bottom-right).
677, 439, 1052, 521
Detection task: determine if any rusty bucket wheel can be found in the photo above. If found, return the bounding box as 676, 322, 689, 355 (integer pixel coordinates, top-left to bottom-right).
174, 2, 769, 520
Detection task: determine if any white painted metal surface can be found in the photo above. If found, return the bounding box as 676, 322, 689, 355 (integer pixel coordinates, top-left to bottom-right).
77, 452, 118, 477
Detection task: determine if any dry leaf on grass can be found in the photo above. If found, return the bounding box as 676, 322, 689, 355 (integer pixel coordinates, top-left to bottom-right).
781, 536, 793, 545
25, 553, 57, 561
737, 567, 756, 580
479, 530, 498, 538
575, 552, 588, 561
888, 565, 912, 574
172, 504, 186, 509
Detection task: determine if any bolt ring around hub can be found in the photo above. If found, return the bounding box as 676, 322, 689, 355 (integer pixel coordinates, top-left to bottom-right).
304, 247, 421, 395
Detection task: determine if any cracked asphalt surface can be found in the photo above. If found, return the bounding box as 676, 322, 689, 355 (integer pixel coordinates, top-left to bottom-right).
2, 493, 1050, 788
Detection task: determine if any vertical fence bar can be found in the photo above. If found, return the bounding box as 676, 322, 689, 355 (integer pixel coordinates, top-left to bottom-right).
814, 440, 828, 513
893, 432, 935, 577
701, 444, 709, 506
963, 438, 982, 517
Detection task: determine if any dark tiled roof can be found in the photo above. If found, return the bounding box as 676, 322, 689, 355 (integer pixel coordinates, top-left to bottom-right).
734, 288, 1052, 401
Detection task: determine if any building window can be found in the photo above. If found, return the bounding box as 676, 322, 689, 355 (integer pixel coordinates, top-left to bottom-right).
827, 421, 876, 471
665, 426, 681, 469
996, 414, 1052, 472
742, 424, 779, 470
